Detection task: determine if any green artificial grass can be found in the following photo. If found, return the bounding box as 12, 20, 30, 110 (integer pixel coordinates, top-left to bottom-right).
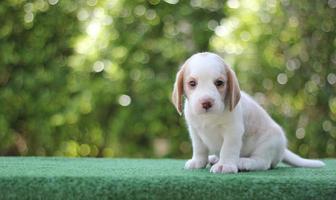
0, 157, 335, 200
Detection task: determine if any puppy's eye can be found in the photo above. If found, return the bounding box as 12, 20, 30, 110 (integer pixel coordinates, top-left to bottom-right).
189, 80, 197, 87
215, 80, 224, 87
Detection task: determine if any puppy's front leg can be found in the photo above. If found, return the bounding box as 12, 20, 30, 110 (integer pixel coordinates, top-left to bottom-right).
185, 126, 208, 170
210, 126, 243, 174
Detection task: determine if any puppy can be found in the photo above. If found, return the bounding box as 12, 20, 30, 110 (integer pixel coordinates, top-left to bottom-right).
172, 52, 324, 173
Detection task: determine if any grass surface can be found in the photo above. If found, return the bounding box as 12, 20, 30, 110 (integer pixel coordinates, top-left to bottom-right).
0, 157, 335, 200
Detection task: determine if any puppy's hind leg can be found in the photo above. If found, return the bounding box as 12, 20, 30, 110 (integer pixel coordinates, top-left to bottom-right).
238, 132, 286, 171
238, 157, 272, 171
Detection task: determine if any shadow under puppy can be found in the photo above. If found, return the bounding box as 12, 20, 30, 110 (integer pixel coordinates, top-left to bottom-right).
172, 52, 324, 173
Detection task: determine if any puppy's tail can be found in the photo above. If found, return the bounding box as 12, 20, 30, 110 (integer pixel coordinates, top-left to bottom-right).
282, 149, 325, 168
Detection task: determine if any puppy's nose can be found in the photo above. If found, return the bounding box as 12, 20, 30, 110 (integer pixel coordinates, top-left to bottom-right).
201, 99, 214, 110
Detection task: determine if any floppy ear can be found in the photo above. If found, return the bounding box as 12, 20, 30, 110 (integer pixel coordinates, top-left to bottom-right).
171, 66, 185, 115
226, 66, 241, 111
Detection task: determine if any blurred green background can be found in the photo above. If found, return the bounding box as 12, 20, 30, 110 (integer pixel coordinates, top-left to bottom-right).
0, 0, 335, 158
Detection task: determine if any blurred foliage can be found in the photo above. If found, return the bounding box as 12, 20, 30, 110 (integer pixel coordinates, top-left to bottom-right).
0, 0, 335, 158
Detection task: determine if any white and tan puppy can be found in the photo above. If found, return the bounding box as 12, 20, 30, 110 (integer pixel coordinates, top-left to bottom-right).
172, 52, 324, 173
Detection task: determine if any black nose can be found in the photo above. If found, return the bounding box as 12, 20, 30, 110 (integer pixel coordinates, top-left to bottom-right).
202, 101, 213, 110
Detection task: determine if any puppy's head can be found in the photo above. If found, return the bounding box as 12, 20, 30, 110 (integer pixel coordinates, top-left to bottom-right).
172, 52, 240, 115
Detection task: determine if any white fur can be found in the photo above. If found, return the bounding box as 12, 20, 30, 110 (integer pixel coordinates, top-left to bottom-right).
173, 52, 325, 173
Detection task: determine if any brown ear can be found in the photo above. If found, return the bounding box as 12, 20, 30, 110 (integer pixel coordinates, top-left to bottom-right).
171, 66, 185, 115
226, 66, 241, 111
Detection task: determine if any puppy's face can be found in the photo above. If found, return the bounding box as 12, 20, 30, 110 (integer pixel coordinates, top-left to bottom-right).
184, 55, 227, 114
172, 52, 240, 115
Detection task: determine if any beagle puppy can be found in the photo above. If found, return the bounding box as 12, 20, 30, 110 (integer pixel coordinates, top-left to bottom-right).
172, 52, 324, 173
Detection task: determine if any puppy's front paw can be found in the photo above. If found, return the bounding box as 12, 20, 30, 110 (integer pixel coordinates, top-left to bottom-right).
210, 162, 238, 174
184, 159, 207, 170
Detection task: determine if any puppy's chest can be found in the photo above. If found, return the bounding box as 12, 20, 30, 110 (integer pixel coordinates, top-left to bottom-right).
192, 122, 225, 154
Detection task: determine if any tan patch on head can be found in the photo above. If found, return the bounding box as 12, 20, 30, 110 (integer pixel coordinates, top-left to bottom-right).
171, 62, 190, 115
217, 75, 228, 101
